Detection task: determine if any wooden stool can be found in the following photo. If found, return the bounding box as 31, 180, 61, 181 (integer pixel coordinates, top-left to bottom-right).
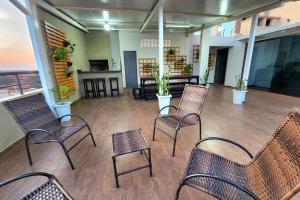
95, 78, 107, 97
109, 77, 119, 96
83, 79, 96, 99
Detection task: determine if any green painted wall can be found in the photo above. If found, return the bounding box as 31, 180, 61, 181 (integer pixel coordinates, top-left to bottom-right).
85, 30, 113, 69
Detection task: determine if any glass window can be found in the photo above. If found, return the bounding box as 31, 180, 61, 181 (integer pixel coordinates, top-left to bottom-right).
0, 0, 41, 99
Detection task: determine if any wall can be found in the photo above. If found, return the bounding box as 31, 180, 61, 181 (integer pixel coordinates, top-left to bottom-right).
224, 42, 246, 86
37, 8, 89, 102
110, 30, 121, 70
85, 30, 113, 69
0, 99, 27, 153
118, 31, 196, 86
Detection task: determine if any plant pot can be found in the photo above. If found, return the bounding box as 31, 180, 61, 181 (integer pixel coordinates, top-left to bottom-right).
53, 102, 71, 122
156, 94, 172, 115
232, 89, 247, 105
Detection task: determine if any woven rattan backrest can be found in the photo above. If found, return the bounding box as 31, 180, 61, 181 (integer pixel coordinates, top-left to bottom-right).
4, 94, 60, 134
246, 109, 300, 200
177, 84, 209, 123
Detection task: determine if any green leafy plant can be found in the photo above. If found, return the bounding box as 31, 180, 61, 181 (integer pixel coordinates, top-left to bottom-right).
183, 64, 193, 73
49, 84, 74, 104
153, 72, 170, 96
50, 47, 68, 61
167, 48, 176, 56
200, 69, 210, 85
234, 75, 247, 91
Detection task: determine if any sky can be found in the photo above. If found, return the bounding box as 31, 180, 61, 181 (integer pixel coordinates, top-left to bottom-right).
0, 0, 37, 71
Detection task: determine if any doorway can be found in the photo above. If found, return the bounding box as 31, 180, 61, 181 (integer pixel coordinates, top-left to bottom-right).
124, 51, 138, 88
214, 48, 229, 84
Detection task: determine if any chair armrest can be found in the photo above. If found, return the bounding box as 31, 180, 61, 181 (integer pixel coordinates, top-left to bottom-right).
0, 172, 53, 187
155, 105, 178, 119
27, 129, 63, 144
180, 173, 260, 200
176, 113, 201, 129
58, 114, 88, 124
195, 137, 253, 159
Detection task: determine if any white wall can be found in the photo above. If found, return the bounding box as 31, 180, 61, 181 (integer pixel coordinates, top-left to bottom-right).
225, 42, 246, 86
118, 31, 196, 87
110, 30, 121, 70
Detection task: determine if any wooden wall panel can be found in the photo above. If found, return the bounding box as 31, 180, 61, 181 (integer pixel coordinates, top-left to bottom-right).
42, 21, 75, 97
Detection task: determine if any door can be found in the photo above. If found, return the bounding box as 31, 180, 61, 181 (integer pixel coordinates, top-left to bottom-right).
124, 51, 138, 88
214, 48, 229, 84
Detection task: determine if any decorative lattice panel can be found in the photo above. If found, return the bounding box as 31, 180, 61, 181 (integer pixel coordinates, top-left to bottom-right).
193, 45, 200, 63
43, 21, 75, 97
138, 58, 157, 77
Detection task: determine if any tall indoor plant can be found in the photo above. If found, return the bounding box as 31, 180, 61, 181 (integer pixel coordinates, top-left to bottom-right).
153, 72, 172, 115
50, 84, 74, 122
232, 75, 248, 104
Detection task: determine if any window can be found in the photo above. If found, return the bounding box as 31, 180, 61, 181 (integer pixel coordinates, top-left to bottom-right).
0, 0, 41, 99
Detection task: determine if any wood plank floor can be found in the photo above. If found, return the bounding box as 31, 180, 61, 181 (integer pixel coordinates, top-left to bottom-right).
1, 85, 300, 200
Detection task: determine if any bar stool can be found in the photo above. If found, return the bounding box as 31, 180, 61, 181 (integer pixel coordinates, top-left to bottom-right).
83, 79, 96, 98
109, 77, 119, 96
95, 78, 107, 97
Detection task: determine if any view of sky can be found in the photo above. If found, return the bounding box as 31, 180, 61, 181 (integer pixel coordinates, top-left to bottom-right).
0, 0, 37, 71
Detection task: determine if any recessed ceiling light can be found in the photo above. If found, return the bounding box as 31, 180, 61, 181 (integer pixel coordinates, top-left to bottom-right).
103, 10, 109, 20
104, 24, 111, 31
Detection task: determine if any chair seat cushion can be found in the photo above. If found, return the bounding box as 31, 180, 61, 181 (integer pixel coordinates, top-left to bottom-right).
29, 121, 86, 143
183, 148, 255, 200
158, 114, 194, 128
22, 179, 71, 200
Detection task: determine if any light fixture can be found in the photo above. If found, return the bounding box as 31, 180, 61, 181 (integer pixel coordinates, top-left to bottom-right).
104, 24, 111, 31
103, 10, 109, 20
166, 24, 191, 28
217, 26, 223, 32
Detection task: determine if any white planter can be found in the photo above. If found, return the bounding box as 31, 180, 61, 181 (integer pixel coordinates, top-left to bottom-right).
156, 94, 172, 115
232, 89, 247, 105
53, 102, 71, 122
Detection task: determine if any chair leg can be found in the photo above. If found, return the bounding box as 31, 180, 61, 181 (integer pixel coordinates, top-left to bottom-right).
152, 118, 158, 141
148, 148, 152, 177
175, 183, 184, 200
25, 138, 33, 165
172, 128, 180, 157
198, 120, 202, 141
87, 125, 96, 147
61, 144, 75, 170
112, 157, 119, 188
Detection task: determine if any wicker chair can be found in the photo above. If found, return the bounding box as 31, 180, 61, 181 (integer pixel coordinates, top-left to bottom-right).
176, 109, 300, 200
4, 94, 96, 170
153, 84, 209, 156
0, 172, 74, 199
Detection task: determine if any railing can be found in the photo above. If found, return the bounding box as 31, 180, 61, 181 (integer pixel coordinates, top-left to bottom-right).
0, 70, 42, 99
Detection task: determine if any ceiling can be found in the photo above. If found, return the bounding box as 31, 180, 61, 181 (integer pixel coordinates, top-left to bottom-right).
44, 0, 284, 33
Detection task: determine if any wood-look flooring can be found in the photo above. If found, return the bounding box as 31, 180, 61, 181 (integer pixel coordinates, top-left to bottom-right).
1, 85, 300, 200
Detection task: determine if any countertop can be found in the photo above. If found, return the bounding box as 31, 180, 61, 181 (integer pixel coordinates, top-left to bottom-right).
78, 70, 122, 74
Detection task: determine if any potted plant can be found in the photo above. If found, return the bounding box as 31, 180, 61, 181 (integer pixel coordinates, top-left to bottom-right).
153, 72, 172, 115
200, 69, 210, 86
50, 40, 76, 77
183, 64, 193, 75
50, 84, 74, 122
167, 48, 176, 62
232, 75, 248, 105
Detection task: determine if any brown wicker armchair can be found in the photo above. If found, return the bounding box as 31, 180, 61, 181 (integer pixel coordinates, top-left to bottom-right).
4, 94, 96, 170
176, 109, 300, 200
0, 172, 74, 199
153, 84, 209, 156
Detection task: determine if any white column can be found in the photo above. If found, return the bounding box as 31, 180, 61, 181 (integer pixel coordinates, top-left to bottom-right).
242, 14, 258, 80
25, 0, 56, 106
158, 6, 164, 80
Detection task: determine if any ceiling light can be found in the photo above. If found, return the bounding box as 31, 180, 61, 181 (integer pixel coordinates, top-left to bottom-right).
104, 24, 111, 31
218, 26, 224, 32
103, 10, 109, 20
166, 24, 191, 28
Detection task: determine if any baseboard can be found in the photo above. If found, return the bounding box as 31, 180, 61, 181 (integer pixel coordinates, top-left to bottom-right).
0, 137, 24, 158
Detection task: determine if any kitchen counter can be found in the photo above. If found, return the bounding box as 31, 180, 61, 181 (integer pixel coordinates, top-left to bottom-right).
77, 70, 123, 96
